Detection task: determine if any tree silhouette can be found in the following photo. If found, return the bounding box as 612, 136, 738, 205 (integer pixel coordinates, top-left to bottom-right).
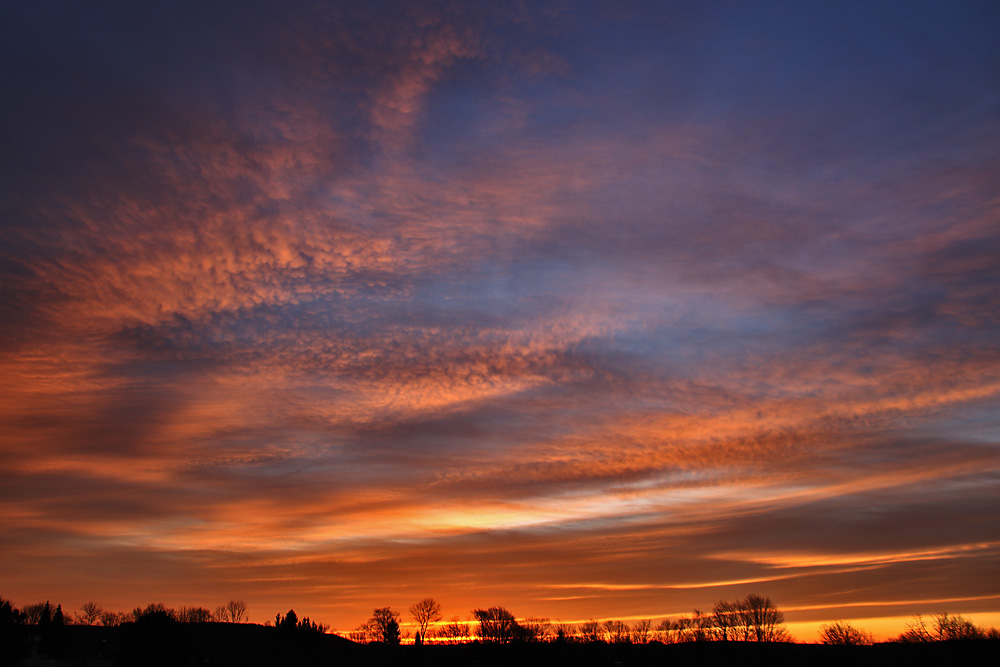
408, 598, 442, 640
435, 616, 469, 644
0, 597, 29, 664
215, 599, 248, 623
177, 606, 213, 623
78, 602, 103, 626
39, 602, 54, 631
274, 608, 327, 634
472, 606, 518, 643
24, 602, 51, 625
554, 623, 573, 643
1, 597, 25, 625
738, 594, 788, 642
712, 599, 740, 641
654, 618, 675, 643
99, 610, 129, 626
132, 603, 175, 627
897, 613, 988, 642
277, 609, 298, 631
931, 612, 986, 640
819, 621, 874, 645
360, 607, 401, 645
296, 615, 328, 633
603, 619, 630, 644
518, 618, 551, 642
131, 603, 174, 623
631, 618, 652, 644
578, 619, 603, 642
658, 603, 778, 643
688, 610, 713, 642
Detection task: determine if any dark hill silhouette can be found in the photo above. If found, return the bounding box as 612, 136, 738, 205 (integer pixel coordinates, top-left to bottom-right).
8, 621, 357, 667
5, 623, 997, 667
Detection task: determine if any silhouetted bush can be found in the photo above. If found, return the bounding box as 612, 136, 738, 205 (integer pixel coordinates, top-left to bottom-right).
896, 613, 990, 642
820, 620, 874, 645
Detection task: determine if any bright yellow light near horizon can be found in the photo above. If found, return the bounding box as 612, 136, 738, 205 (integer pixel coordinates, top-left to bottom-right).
789, 612, 1000, 643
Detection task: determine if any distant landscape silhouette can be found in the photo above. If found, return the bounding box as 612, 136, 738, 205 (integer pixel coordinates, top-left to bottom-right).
3, 593, 998, 666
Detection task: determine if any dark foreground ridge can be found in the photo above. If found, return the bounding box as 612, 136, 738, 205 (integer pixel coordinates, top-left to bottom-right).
3, 622, 997, 667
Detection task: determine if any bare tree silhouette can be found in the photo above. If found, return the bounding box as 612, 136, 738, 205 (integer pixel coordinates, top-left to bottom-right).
214, 599, 248, 623
654, 618, 675, 643
518, 617, 552, 642
435, 616, 469, 644
631, 618, 652, 644
603, 619, 630, 644
409, 598, 442, 640
23, 602, 50, 625
472, 606, 518, 643
578, 619, 602, 642
819, 621, 874, 645
737, 594, 788, 642
177, 606, 213, 623
98, 611, 129, 627
78, 602, 103, 626
897, 613, 988, 642
931, 612, 987, 641
712, 599, 740, 641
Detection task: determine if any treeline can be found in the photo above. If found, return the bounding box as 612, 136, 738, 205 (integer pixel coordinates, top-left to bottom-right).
893, 613, 1000, 643
0, 597, 249, 627
419, 594, 789, 645
4, 593, 999, 646
349, 594, 999, 646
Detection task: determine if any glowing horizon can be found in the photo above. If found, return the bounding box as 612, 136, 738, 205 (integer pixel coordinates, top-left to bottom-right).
2, 0, 999, 643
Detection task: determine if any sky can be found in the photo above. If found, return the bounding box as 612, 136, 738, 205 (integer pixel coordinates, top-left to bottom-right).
2, 0, 999, 642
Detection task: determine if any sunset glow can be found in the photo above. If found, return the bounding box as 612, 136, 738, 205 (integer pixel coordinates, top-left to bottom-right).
2, 1, 999, 642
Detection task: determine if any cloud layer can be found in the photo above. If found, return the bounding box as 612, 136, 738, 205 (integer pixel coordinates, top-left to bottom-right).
2, 0, 999, 638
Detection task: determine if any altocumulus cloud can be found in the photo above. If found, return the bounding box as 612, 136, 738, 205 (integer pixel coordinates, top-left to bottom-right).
1, 0, 999, 636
